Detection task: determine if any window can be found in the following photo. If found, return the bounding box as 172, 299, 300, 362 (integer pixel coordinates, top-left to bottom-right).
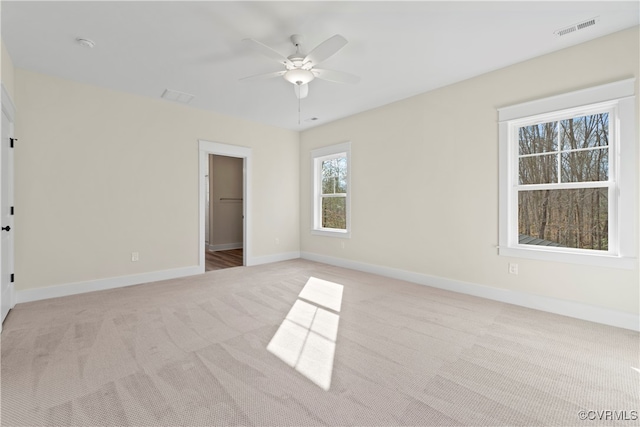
517, 106, 612, 250
499, 79, 636, 268
312, 142, 351, 237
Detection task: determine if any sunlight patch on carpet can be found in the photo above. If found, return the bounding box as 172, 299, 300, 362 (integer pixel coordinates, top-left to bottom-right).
267, 277, 343, 391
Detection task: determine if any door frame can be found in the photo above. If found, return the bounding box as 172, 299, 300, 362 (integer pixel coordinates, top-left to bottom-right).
198, 140, 252, 270
1, 83, 16, 328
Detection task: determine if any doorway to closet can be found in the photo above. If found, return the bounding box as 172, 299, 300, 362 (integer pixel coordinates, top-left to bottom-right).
205, 154, 243, 271
198, 140, 252, 272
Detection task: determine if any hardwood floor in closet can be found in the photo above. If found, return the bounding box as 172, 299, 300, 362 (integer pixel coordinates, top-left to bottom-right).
205, 248, 243, 271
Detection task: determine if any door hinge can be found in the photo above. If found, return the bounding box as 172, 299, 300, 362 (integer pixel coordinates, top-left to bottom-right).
10, 274, 14, 283
9, 138, 16, 148
10, 206, 14, 215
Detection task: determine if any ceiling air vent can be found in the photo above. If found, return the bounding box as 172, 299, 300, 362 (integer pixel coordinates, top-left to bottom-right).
161, 89, 195, 104
554, 16, 599, 37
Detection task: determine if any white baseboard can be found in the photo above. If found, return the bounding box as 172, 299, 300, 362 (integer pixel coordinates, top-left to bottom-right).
301, 251, 639, 332
207, 242, 243, 252
14, 252, 637, 331
14, 250, 300, 305
10, 283, 16, 309
16, 265, 202, 304
248, 251, 301, 267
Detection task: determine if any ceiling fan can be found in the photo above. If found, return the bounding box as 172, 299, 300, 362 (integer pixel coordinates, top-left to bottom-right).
240, 34, 360, 99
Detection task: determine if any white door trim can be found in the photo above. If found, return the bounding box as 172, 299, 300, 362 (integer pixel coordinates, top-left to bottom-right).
1, 83, 16, 329
198, 140, 252, 270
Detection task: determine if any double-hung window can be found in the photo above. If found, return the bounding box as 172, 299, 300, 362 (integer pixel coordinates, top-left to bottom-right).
499, 79, 637, 268
311, 142, 351, 237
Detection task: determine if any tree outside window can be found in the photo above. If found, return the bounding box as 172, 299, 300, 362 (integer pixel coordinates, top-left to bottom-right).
321, 156, 347, 229
517, 112, 610, 250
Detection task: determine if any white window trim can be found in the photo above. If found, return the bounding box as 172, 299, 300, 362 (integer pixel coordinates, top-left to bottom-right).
311, 142, 351, 238
498, 79, 637, 269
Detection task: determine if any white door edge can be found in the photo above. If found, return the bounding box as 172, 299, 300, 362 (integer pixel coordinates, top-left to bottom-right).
1, 83, 16, 326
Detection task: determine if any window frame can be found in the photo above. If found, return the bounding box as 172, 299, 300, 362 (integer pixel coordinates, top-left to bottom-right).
498, 79, 637, 269
311, 142, 351, 238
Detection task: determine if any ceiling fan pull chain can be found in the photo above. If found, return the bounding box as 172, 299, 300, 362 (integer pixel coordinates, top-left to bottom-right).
298, 94, 301, 125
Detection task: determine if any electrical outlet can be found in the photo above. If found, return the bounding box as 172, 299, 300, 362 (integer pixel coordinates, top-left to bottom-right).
275, 238, 279, 245
508, 263, 518, 275
341, 241, 345, 249
131, 252, 139, 262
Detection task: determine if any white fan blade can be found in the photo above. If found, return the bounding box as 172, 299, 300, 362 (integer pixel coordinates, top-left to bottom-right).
303, 34, 348, 67
311, 69, 360, 84
242, 38, 293, 67
239, 70, 286, 82
294, 84, 309, 99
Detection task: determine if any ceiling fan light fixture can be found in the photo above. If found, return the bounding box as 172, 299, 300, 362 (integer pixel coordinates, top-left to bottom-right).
284, 68, 315, 85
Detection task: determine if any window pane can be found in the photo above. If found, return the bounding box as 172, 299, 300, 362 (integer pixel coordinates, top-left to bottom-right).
561, 148, 608, 182
322, 156, 347, 194
322, 159, 338, 179
336, 177, 347, 193
322, 197, 346, 229
337, 157, 347, 193
518, 122, 557, 155
322, 176, 336, 194
560, 113, 608, 150
518, 188, 608, 250
519, 154, 558, 184
322, 159, 337, 178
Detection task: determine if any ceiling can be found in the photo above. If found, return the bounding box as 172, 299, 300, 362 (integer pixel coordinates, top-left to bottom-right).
2, 1, 638, 131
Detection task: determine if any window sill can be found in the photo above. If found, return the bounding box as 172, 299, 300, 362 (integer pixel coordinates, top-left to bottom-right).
499, 246, 637, 270
311, 228, 351, 238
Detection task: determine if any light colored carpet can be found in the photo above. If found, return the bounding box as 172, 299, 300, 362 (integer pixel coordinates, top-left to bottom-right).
1, 259, 638, 426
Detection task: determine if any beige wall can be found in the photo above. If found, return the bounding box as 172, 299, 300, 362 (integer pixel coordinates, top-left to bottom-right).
14, 69, 300, 291
209, 154, 243, 247
300, 27, 640, 315
8, 26, 639, 318
1, 40, 15, 101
